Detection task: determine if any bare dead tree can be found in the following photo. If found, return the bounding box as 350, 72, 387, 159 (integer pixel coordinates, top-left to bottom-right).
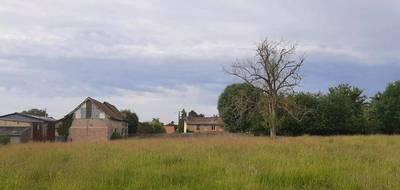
227, 38, 305, 137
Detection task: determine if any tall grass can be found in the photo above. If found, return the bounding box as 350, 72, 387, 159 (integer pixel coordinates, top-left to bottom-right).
0, 135, 399, 189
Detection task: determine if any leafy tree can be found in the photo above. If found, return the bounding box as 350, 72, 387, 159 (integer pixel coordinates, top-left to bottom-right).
218, 83, 265, 133
280, 92, 320, 136
228, 39, 305, 137
137, 122, 153, 134
121, 110, 139, 134
21, 108, 48, 117
372, 81, 400, 134
137, 118, 165, 134
317, 84, 367, 135
188, 110, 205, 118
150, 118, 165, 133
363, 100, 381, 134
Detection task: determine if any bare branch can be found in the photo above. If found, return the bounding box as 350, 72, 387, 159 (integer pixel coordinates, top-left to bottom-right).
226, 38, 306, 136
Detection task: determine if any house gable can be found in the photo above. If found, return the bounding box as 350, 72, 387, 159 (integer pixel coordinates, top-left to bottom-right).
68, 97, 125, 121
74, 100, 106, 120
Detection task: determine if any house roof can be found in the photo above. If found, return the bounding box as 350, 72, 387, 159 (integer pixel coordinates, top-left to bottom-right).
22, 114, 57, 122
186, 117, 224, 126
0, 113, 56, 123
68, 97, 126, 121
89, 98, 125, 121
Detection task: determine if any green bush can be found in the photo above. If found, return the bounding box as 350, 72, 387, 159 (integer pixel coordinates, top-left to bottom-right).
110, 132, 123, 140
218, 83, 265, 133
137, 118, 166, 134
57, 114, 74, 141
0, 135, 10, 145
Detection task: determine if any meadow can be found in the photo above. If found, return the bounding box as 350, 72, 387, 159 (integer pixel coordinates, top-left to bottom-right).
0, 135, 399, 190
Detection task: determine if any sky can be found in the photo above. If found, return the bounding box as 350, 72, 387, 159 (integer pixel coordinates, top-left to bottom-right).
0, 0, 399, 122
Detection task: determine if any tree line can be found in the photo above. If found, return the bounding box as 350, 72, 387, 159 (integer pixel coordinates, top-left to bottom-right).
219, 38, 400, 136
218, 82, 400, 136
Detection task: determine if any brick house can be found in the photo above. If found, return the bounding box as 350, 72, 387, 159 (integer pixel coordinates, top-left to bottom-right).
0, 113, 56, 143
163, 125, 176, 134
66, 97, 128, 142
184, 117, 224, 133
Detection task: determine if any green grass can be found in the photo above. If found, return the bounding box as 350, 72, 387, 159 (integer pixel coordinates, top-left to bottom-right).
1, 135, 400, 189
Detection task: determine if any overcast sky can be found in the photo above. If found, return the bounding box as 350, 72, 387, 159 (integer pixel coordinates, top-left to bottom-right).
0, 0, 399, 122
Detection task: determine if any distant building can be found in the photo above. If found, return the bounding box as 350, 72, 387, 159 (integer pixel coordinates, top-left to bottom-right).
184, 117, 224, 133
164, 125, 176, 134
0, 113, 56, 143
66, 97, 128, 142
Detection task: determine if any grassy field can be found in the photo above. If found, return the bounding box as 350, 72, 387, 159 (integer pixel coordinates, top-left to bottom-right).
0, 135, 400, 190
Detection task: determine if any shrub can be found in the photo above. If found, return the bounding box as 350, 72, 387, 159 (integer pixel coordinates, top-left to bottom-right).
0, 135, 10, 145
57, 114, 74, 141
137, 118, 166, 134
110, 132, 123, 140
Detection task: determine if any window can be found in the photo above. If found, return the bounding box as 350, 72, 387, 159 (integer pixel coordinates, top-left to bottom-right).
75, 109, 81, 119
86, 101, 92, 119
91, 105, 104, 119
78, 106, 86, 119
99, 112, 105, 119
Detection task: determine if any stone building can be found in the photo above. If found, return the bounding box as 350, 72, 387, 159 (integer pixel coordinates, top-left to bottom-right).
184, 117, 224, 133
66, 97, 128, 142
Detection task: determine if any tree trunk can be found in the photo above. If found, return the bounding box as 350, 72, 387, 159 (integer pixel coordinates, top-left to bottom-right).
270, 97, 278, 138
270, 111, 277, 137
270, 125, 277, 137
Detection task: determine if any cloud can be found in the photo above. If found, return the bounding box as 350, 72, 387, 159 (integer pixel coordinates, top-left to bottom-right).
0, 0, 399, 121
2, 0, 399, 62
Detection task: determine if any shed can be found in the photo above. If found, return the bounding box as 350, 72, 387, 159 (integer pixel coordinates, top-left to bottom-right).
0, 127, 31, 143
0, 113, 56, 142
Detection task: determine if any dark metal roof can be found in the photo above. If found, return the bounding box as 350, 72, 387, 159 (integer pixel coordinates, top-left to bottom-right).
0, 113, 56, 123
186, 117, 224, 126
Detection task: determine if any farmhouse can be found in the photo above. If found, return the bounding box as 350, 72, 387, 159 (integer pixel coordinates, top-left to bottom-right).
66, 97, 128, 142
184, 117, 224, 133
0, 113, 56, 143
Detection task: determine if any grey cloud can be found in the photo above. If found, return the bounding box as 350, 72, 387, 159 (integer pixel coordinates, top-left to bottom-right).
0, 0, 399, 121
